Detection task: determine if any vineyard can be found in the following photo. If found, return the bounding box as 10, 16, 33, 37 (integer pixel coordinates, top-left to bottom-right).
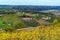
0, 23, 60, 40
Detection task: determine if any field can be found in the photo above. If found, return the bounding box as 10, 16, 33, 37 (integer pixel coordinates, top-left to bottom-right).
0, 23, 60, 40
0, 12, 54, 29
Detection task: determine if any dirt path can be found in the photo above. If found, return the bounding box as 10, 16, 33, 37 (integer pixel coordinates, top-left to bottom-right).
16, 27, 38, 32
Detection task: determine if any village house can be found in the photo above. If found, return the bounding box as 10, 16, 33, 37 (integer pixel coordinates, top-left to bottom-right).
42, 16, 51, 20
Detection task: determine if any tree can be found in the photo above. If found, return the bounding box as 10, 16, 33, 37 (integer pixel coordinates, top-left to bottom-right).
52, 19, 58, 25
2, 14, 28, 30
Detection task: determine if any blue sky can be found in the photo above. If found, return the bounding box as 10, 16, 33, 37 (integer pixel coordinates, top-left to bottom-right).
0, 0, 60, 6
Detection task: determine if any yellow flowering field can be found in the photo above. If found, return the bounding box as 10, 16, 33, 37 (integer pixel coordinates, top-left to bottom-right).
0, 23, 60, 40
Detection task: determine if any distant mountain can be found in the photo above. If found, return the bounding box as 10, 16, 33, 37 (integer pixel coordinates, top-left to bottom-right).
12, 5, 60, 11
0, 5, 60, 11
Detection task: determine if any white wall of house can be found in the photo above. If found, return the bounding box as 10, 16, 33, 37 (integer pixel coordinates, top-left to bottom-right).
42, 17, 51, 20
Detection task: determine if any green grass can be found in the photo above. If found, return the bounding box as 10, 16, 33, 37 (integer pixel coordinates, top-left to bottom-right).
0, 14, 28, 30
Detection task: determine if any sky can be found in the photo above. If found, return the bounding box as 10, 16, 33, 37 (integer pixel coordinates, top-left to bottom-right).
0, 0, 60, 6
